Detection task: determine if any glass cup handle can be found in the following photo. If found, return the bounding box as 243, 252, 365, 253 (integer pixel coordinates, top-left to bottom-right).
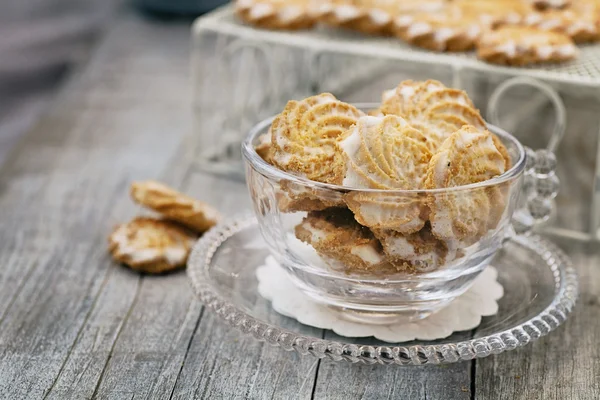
487, 77, 565, 234
511, 147, 560, 234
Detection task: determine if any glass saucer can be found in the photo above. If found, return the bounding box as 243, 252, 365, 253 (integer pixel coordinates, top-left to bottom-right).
187, 213, 578, 365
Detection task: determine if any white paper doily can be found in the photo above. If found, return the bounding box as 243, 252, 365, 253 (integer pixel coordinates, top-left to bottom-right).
257, 256, 504, 343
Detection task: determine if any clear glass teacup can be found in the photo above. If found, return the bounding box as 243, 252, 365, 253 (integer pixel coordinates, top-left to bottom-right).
242, 104, 559, 324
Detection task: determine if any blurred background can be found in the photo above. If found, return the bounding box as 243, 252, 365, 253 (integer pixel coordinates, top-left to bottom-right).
0, 0, 227, 165
2, 0, 598, 239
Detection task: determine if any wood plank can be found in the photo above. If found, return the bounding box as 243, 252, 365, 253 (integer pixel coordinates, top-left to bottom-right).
313, 359, 471, 400
0, 13, 191, 400
0, 103, 183, 400
169, 312, 321, 400
162, 173, 324, 400
313, 329, 472, 400
474, 238, 600, 400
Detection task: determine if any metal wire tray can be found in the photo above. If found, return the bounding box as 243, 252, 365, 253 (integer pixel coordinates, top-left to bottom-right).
194, 6, 600, 89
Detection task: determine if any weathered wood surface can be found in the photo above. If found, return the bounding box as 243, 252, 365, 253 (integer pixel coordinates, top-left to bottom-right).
475, 238, 600, 400
0, 10, 599, 400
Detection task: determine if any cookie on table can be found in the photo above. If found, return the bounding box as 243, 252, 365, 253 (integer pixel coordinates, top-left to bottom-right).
235, 0, 315, 30
109, 217, 196, 274
477, 26, 578, 66
130, 181, 221, 233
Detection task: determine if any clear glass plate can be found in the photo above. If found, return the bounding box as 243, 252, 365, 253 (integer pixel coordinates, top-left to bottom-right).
187, 213, 578, 365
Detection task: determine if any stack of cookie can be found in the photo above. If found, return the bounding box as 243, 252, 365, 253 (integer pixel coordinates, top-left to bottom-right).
235, 0, 597, 65
256, 80, 510, 275
108, 181, 221, 274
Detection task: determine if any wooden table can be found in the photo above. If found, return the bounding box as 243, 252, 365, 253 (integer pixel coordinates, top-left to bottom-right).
0, 12, 598, 400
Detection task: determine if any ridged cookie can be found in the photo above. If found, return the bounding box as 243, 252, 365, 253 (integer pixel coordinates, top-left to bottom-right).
294, 208, 391, 273
393, 4, 484, 52
130, 181, 221, 233
312, 0, 396, 35
109, 217, 196, 274
337, 115, 433, 189
344, 191, 427, 235
270, 93, 364, 184
375, 223, 458, 272
456, 0, 530, 27
530, 0, 571, 10
236, 0, 315, 30
277, 179, 345, 212
379, 80, 486, 152
336, 114, 431, 234
523, 5, 600, 43
424, 126, 507, 244
477, 26, 578, 65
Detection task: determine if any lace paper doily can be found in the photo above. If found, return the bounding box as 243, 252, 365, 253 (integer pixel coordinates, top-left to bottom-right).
257, 256, 504, 343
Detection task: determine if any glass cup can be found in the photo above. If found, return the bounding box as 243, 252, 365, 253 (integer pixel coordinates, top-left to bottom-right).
242, 104, 559, 324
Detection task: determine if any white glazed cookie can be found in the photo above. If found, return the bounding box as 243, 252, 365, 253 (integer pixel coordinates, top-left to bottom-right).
337, 115, 431, 234
344, 192, 426, 234
530, 0, 571, 10
337, 115, 433, 189
375, 224, 458, 272
425, 127, 506, 188
311, 0, 363, 28
523, 3, 600, 43
379, 80, 486, 152
456, 0, 530, 27
236, 0, 315, 30
410, 88, 486, 150
130, 181, 221, 233
477, 26, 578, 66
109, 217, 196, 274
294, 208, 393, 273
270, 93, 364, 184
393, 0, 446, 14
379, 80, 448, 117
393, 4, 484, 52
277, 179, 346, 212
424, 126, 507, 244
312, 0, 398, 35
